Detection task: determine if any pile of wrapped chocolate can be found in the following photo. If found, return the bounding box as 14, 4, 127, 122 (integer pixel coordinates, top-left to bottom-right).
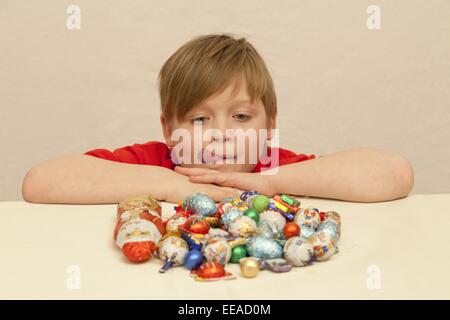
113, 191, 341, 281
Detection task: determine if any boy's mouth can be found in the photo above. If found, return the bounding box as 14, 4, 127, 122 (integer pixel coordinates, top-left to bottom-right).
206, 153, 238, 164
198, 149, 238, 164
216, 153, 236, 160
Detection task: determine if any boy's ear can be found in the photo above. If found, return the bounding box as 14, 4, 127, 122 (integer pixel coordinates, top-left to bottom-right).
160, 115, 173, 147
266, 115, 277, 141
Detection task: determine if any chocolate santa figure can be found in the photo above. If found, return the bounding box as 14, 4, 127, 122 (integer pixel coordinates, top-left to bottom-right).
114, 195, 166, 263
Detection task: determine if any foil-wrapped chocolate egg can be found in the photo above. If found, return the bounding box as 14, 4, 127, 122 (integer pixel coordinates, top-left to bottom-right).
183, 214, 210, 234
317, 219, 340, 242
208, 228, 231, 242
239, 257, 260, 278
165, 214, 187, 234
246, 235, 283, 260
231, 245, 248, 263
203, 240, 232, 264
158, 236, 189, 272
308, 231, 337, 262
324, 211, 342, 227
221, 208, 243, 227
228, 216, 258, 238
243, 208, 260, 224
259, 210, 287, 237
299, 225, 316, 241
252, 195, 270, 213
294, 207, 321, 231
283, 222, 300, 239
283, 236, 314, 267
184, 250, 204, 270
182, 193, 217, 216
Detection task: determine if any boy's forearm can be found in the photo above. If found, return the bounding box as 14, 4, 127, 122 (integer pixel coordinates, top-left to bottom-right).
268, 147, 414, 202
22, 154, 177, 204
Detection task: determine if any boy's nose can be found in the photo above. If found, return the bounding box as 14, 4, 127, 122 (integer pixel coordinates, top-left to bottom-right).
209, 129, 232, 143
208, 120, 232, 143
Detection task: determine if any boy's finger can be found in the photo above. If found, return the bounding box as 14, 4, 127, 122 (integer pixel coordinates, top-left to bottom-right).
189, 173, 228, 186
174, 166, 219, 176
222, 186, 245, 197
195, 173, 259, 195
210, 187, 241, 201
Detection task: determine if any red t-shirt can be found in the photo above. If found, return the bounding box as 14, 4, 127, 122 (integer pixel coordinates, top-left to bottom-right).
83, 141, 316, 172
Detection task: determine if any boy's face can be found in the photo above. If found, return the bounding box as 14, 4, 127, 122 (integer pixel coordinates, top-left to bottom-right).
161, 76, 276, 172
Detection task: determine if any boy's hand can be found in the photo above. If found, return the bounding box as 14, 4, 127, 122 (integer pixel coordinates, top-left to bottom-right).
174, 166, 277, 197
163, 170, 242, 203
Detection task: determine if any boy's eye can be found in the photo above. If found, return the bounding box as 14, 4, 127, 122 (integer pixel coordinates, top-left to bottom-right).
192, 116, 209, 124
233, 113, 251, 121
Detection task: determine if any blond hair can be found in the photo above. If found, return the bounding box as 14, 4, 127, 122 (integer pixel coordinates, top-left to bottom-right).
158, 33, 277, 122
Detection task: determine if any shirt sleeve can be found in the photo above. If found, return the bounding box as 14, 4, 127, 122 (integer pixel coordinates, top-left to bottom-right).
83, 141, 175, 169
278, 148, 316, 166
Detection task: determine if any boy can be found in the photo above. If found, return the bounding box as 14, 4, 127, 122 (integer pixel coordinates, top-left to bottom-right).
22, 34, 414, 204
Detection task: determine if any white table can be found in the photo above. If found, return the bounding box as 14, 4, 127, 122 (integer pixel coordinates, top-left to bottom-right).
1, 194, 449, 299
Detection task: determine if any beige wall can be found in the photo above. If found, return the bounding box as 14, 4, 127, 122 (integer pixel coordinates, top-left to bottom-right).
1, 0, 449, 201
